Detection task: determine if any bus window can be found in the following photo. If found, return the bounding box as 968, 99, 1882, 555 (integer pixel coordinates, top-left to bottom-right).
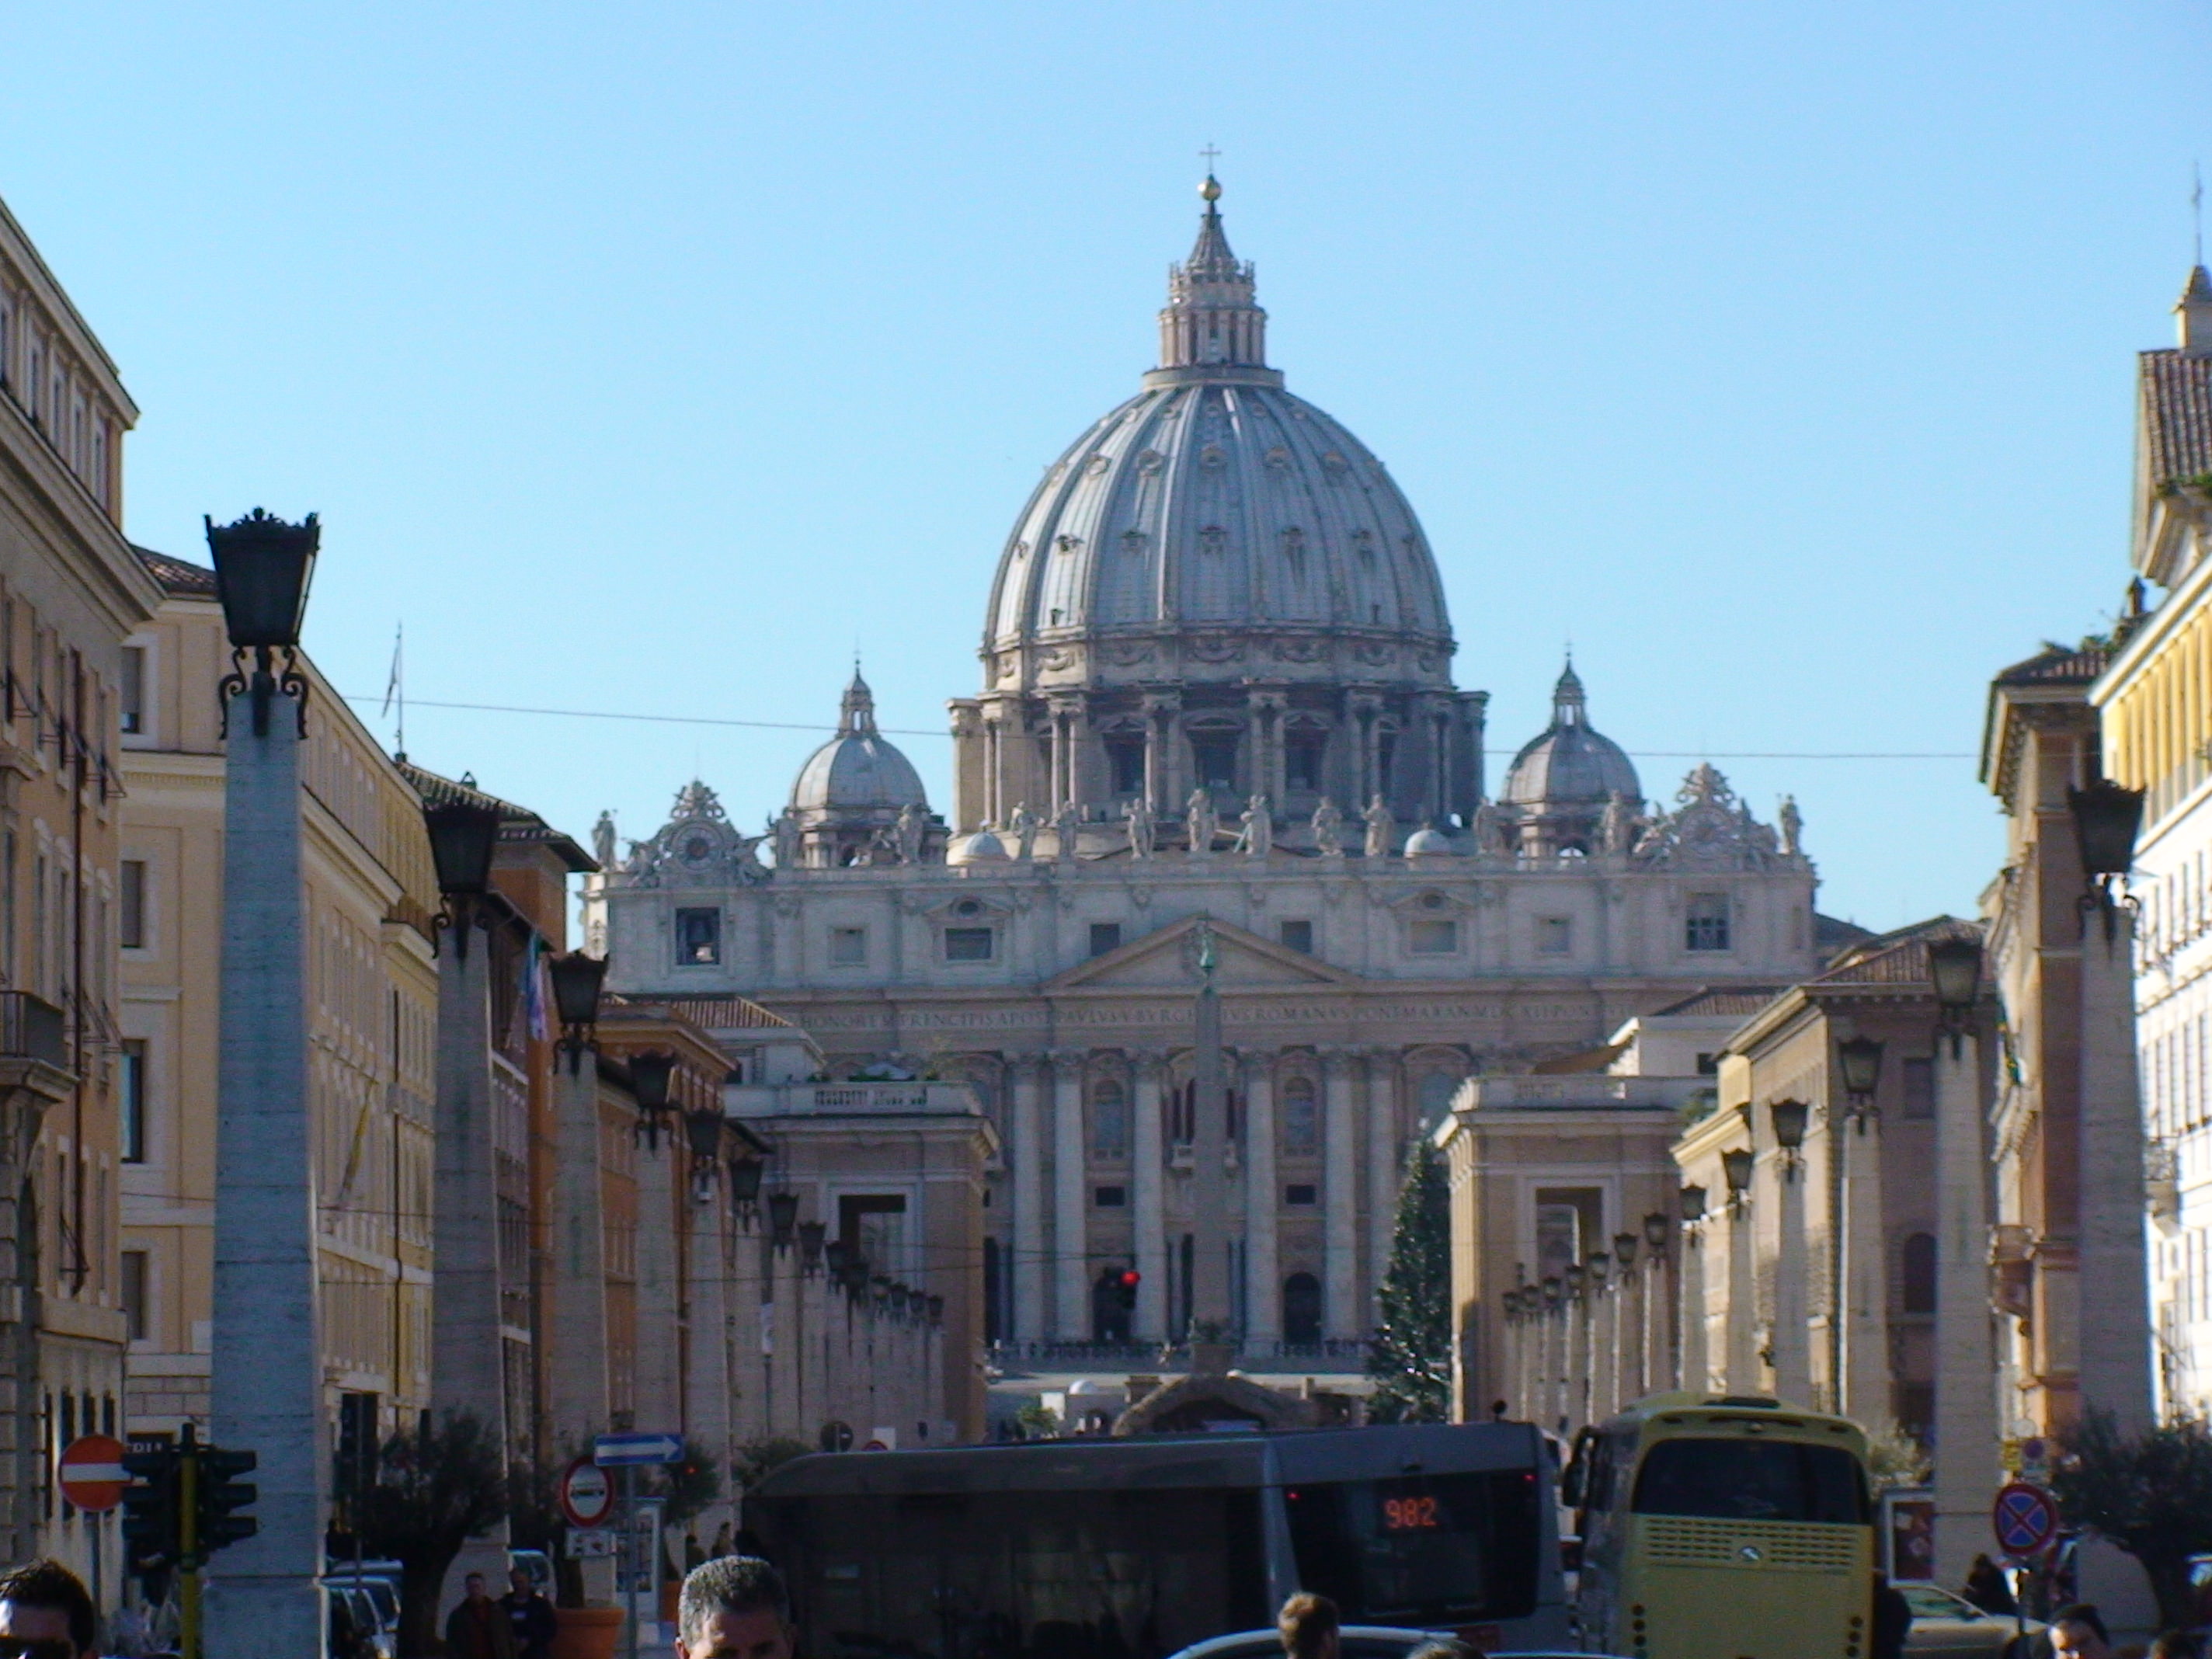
1630, 1438, 1869, 1525
1283, 1471, 1541, 1625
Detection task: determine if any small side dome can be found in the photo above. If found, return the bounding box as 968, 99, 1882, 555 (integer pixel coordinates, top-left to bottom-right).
948, 829, 1010, 865
1403, 824, 1456, 859
1502, 663, 1641, 808
791, 670, 927, 814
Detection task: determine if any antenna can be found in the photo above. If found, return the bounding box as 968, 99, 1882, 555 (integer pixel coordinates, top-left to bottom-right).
2195, 161, 2204, 267
381, 621, 405, 760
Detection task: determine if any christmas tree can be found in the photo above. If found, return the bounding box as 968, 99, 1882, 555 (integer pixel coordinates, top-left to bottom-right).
1366, 1138, 1452, 1422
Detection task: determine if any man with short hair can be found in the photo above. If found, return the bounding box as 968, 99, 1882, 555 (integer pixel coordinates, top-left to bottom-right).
2050, 1605, 2113, 1659
1276, 1592, 1341, 1659
0, 1559, 97, 1659
445, 1570, 517, 1659
676, 1556, 795, 1659
502, 1564, 558, 1659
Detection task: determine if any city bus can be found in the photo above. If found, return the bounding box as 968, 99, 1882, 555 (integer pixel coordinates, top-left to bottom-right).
744, 1422, 1570, 1659
1561, 1395, 1875, 1659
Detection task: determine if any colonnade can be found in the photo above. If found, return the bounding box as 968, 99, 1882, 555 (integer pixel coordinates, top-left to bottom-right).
1501, 1218, 1676, 1433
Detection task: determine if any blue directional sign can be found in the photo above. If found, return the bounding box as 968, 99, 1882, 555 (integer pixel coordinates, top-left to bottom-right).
1991, 1481, 2059, 1557
593, 1432, 683, 1467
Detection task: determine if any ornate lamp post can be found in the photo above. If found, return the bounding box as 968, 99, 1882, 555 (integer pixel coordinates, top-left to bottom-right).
1678, 1185, 1708, 1393
1612, 1231, 1640, 1403
1541, 1276, 1564, 1429
627, 1051, 677, 1151
1768, 1101, 1812, 1403
1586, 1251, 1614, 1422
1640, 1212, 1671, 1393
1831, 1032, 1884, 1417
1719, 1146, 1758, 1390
206, 509, 327, 1657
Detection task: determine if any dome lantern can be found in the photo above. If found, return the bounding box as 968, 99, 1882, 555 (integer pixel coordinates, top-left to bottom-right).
785, 667, 934, 868
1501, 661, 1641, 857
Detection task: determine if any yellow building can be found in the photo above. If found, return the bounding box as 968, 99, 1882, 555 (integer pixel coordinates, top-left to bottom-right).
118, 547, 440, 1452
0, 191, 162, 1577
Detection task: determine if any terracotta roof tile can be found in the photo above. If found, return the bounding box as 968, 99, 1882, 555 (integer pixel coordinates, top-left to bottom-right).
1648, 986, 1786, 1019
2141, 349, 2212, 489
610, 992, 794, 1031
399, 760, 596, 872
1994, 642, 2112, 687
132, 545, 217, 598
1810, 914, 1981, 987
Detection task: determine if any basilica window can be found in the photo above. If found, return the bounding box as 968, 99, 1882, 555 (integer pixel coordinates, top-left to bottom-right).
1280, 1077, 1320, 1156
1684, 894, 1730, 952
1105, 734, 1146, 798
828, 927, 867, 967
1090, 922, 1122, 958
943, 926, 995, 962
1537, 916, 1573, 956
674, 907, 721, 965
1090, 1080, 1129, 1160
1285, 728, 1327, 793
1408, 918, 1459, 955
1285, 1183, 1317, 1207
1189, 729, 1240, 795
1279, 919, 1313, 955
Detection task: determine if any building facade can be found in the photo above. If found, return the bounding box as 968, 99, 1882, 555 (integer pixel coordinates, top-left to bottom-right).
2089, 265, 2212, 1417
595, 184, 1831, 1359
0, 190, 162, 1575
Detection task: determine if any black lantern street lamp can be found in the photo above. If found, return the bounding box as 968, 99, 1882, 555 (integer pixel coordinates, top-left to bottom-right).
1927, 932, 1983, 1049
728, 1156, 764, 1222
1679, 1185, 1707, 1225
926, 1294, 944, 1326
1644, 1211, 1671, 1251
767, 1190, 800, 1248
548, 951, 608, 1074
683, 1101, 726, 1195
838, 1250, 871, 1299
207, 508, 318, 736
627, 1050, 677, 1151
2070, 775, 2147, 939
1542, 1276, 1563, 1312
1613, 1232, 1639, 1273
1769, 1097, 1810, 1178
1836, 1035, 1884, 1112
423, 799, 505, 959
1564, 1262, 1587, 1302
1720, 1147, 1755, 1208
798, 1220, 827, 1272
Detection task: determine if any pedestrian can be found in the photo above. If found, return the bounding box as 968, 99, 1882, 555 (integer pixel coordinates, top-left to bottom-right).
686, 1529, 707, 1573
503, 1564, 558, 1659
2148, 1632, 2201, 1659
676, 1556, 794, 1659
711, 1522, 735, 1559
445, 1570, 518, 1659
0, 1559, 97, 1659
2049, 1605, 2113, 1659
1277, 1592, 1341, 1659
1967, 1555, 2022, 1617
1871, 1573, 1913, 1659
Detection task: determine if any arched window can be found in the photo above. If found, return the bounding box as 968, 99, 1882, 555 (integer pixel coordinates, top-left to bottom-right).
1092, 1267, 1133, 1344
1281, 1077, 1320, 1156
1282, 1272, 1323, 1344
1417, 1071, 1462, 1132
1090, 1080, 1129, 1161
1901, 1233, 1937, 1314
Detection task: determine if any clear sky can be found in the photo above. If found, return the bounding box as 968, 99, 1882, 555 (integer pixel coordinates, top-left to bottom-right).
5, 2, 2207, 931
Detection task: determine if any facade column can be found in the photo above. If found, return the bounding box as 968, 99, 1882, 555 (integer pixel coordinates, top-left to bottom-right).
1143, 697, 1176, 819
1051, 1052, 1088, 1341
982, 718, 1000, 826
2079, 909, 2155, 1427
1589, 1271, 1616, 1422
1772, 1144, 1812, 1407
1725, 1193, 1758, 1392
1679, 1222, 1709, 1392
207, 651, 326, 1659
1010, 1059, 1044, 1344
1366, 1054, 1400, 1313
1322, 1049, 1360, 1340
1243, 1053, 1278, 1347
548, 1057, 610, 1455
634, 1143, 684, 1434
683, 1171, 734, 1536
1843, 1115, 1890, 1423
1932, 1033, 1999, 1584
1132, 1058, 1167, 1343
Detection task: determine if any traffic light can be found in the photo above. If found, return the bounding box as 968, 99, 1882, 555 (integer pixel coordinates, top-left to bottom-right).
1116, 1269, 1140, 1311
120, 1446, 180, 1570
193, 1446, 258, 1555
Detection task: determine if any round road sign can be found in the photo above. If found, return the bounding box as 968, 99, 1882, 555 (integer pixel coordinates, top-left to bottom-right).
57, 1435, 129, 1515
559, 1456, 614, 1529
1991, 1480, 2059, 1558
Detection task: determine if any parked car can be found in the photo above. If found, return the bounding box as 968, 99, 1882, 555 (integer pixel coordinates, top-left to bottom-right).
322, 1581, 395, 1659
1167, 1628, 1623, 1659
1899, 1583, 2043, 1658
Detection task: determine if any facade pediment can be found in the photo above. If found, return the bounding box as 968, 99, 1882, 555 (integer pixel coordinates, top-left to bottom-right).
1046, 914, 1356, 992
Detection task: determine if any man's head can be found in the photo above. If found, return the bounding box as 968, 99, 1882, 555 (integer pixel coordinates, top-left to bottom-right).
676, 1556, 793, 1659
464, 1573, 489, 1602
0, 1560, 96, 1658
510, 1567, 534, 1597
2051, 1605, 2112, 1659
1277, 1592, 1340, 1659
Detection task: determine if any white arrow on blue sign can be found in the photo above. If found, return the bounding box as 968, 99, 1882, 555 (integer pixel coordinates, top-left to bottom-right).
594, 1432, 683, 1467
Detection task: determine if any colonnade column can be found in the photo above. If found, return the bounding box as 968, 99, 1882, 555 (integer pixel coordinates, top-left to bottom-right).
1725, 1192, 1758, 1392
1322, 1048, 1359, 1340
684, 1171, 734, 1533
1366, 1053, 1400, 1309
1843, 1114, 1890, 1421
1932, 1028, 1998, 1583
1243, 1053, 1278, 1347
548, 1056, 610, 1453
1011, 1059, 1045, 1344
1772, 1141, 1812, 1406
1052, 1052, 1088, 1341
1132, 1059, 1167, 1343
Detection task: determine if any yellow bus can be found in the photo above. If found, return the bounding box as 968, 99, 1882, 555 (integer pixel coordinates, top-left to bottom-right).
1561, 1394, 1875, 1659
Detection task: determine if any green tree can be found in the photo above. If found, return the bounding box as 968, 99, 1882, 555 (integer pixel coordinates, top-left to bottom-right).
2051, 1410, 2212, 1629
1366, 1139, 1452, 1423
353, 1411, 510, 1659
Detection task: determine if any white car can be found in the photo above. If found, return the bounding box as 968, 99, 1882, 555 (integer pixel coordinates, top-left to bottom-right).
1898, 1583, 2043, 1658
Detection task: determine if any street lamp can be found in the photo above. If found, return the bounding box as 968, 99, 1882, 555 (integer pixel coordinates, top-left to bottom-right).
207, 508, 318, 736
798, 1219, 826, 1272
1721, 1148, 1754, 1209
1614, 1233, 1639, 1271
424, 800, 504, 959
1679, 1186, 1706, 1225
1769, 1098, 1810, 1178
729, 1155, 764, 1223
2071, 776, 2147, 937
839, 1250, 872, 1299
1837, 1035, 1884, 1115
767, 1190, 801, 1248
1928, 932, 1983, 1051
548, 951, 608, 1074
1644, 1212, 1671, 1251
627, 1050, 676, 1151
926, 1294, 944, 1326
683, 1098, 725, 1195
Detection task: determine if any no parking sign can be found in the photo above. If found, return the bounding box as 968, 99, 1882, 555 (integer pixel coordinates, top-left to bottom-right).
1991, 1481, 2059, 1558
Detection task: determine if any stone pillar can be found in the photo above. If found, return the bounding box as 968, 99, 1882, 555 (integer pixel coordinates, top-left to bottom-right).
683, 1171, 733, 1536
207, 662, 326, 1659
634, 1143, 683, 1434
1772, 1146, 1812, 1407
1132, 1058, 1167, 1343
2079, 910, 2155, 1427
548, 1057, 610, 1455
1589, 1272, 1616, 1423
1724, 1194, 1758, 1392
1366, 1055, 1400, 1313
1843, 1116, 1890, 1423
430, 914, 511, 1599
1323, 1049, 1359, 1340
1932, 1035, 1998, 1584
1051, 1053, 1088, 1341
1010, 1059, 1044, 1344
1242, 1055, 1278, 1347
1680, 1224, 1709, 1392
1191, 974, 1232, 1334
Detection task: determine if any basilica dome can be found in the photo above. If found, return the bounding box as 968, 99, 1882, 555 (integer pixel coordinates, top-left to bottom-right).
980, 181, 1452, 694
791, 671, 927, 814
1502, 663, 1640, 812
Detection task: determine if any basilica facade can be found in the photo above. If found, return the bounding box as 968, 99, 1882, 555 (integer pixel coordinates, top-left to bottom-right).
594, 181, 1828, 1354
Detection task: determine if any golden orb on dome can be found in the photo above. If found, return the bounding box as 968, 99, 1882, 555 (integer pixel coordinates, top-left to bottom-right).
1198, 175, 1222, 203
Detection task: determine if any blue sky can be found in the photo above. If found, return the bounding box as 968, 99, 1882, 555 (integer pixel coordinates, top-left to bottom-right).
5, 2, 2207, 930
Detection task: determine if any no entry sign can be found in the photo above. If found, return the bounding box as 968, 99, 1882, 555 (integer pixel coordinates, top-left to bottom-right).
1991, 1481, 2059, 1558
57, 1435, 129, 1515
559, 1456, 614, 1529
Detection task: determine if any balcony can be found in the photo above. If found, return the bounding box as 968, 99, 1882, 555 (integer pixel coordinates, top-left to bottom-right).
0, 992, 71, 1104
724, 1080, 984, 1119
